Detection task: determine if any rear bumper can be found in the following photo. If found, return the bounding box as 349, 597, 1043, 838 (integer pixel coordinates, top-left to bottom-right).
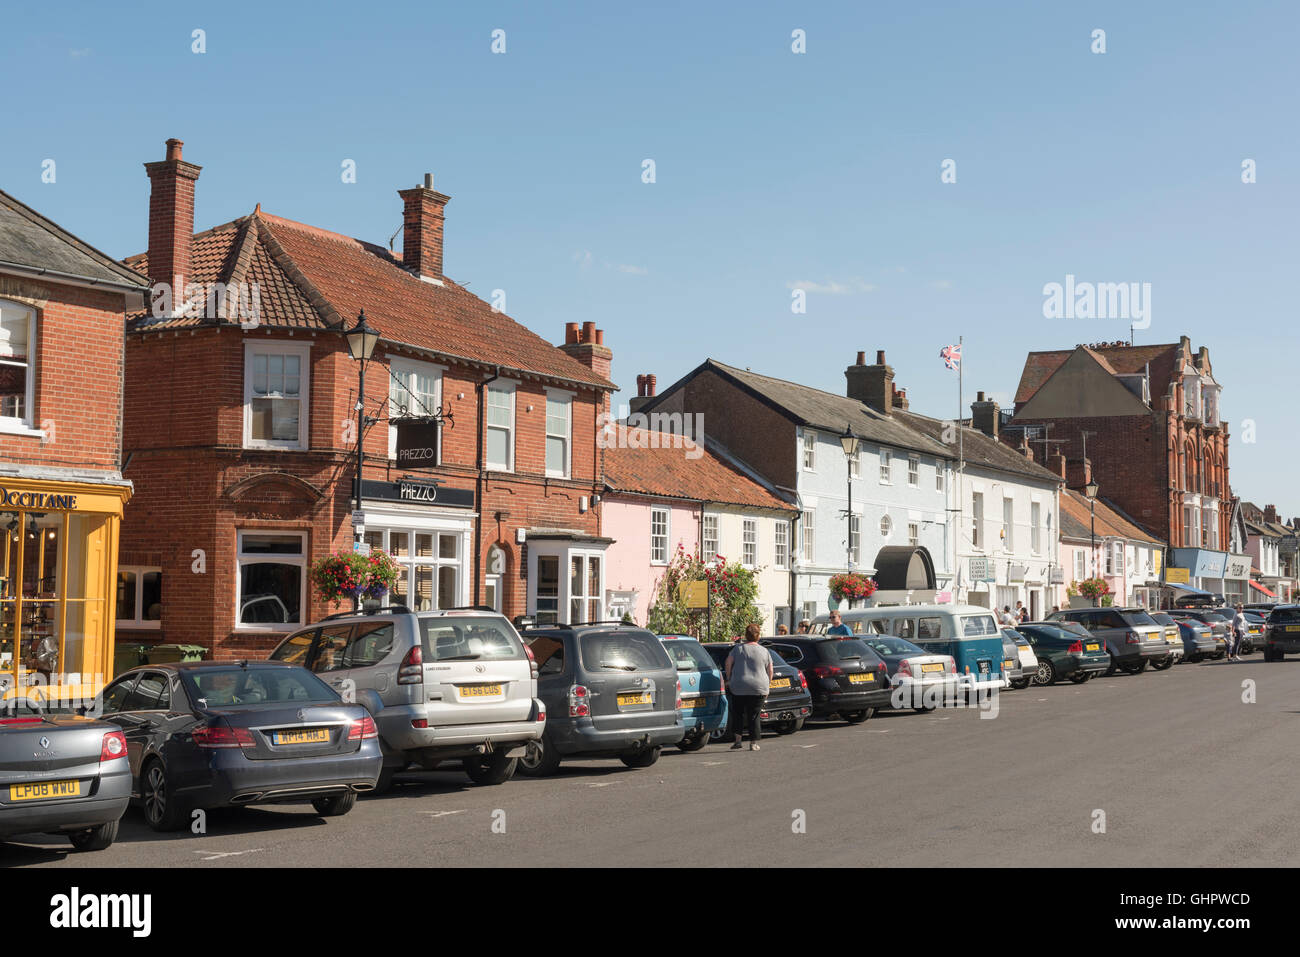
678, 709, 728, 734
548, 717, 683, 756
0, 766, 131, 837
888, 675, 962, 708
178, 740, 383, 808
810, 687, 894, 715
1267, 637, 1300, 653
374, 701, 545, 760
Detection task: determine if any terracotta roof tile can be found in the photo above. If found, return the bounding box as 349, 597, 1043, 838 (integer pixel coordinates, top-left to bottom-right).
1060, 488, 1162, 544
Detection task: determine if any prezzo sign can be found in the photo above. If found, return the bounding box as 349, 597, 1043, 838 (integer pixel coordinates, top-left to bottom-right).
360, 479, 474, 510
395, 419, 440, 466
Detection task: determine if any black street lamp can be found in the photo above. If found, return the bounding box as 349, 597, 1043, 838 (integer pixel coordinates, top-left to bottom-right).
346, 310, 381, 543
840, 425, 860, 572
1084, 477, 1100, 606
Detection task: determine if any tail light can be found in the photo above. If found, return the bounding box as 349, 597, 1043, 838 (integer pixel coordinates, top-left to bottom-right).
524, 643, 538, 679
348, 716, 378, 740
537, 709, 546, 723
720, 676, 727, 695
878, 661, 888, 674
798, 671, 808, 690
100, 730, 127, 762
193, 725, 255, 749
568, 685, 590, 718
1125, 630, 1140, 644
947, 658, 957, 674
1068, 640, 1083, 654
398, 644, 423, 685
897, 659, 913, 678
676, 678, 683, 710
411, 718, 428, 729
811, 665, 842, 678
0, 717, 43, 727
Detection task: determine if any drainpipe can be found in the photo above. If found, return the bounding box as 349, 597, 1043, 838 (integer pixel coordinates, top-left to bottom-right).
474, 366, 502, 606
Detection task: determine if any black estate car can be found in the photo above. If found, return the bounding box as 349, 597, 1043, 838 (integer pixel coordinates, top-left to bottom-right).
759, 636, 892, 723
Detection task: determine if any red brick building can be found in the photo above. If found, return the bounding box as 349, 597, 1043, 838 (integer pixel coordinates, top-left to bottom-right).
119, 141, 616, 659
1005, 338, 1231, 593
0, 186, 149, 690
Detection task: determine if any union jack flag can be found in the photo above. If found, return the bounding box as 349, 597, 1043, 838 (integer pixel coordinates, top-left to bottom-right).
939, 344, 961, 370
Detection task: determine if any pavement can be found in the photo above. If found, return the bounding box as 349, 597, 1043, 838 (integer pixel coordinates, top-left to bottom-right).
5, 655, 1298, 868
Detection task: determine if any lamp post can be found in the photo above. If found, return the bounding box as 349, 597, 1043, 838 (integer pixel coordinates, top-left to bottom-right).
346, 310, 381, 545
839, 425, 860, 575
1085, 477, 1099, 606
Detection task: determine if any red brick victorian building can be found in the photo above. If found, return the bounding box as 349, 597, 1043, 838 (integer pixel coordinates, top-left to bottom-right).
119, 140, 616, 659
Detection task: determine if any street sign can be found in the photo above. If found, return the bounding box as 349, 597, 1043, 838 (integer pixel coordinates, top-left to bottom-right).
678, 581, 709, 609
351, 510, 366, 527
1165, 567, 1190, 584
352, 541, 369, 555
969, 557, 994, 582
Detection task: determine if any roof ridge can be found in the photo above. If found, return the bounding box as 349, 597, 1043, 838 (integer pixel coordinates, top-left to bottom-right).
255, 216, 345, 330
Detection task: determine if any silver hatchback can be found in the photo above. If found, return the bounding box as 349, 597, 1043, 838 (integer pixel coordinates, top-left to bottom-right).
270, 607, 545, 790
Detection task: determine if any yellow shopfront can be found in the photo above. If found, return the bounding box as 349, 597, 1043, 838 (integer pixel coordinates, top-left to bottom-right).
0, 478, 131, 706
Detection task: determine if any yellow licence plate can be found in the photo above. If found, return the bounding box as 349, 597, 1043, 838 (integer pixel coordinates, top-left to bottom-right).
770, 678, 791, 689
273, 728, 330, 745
618, 693, 651, 706
1287, 625, 1300, 633
1086, 643, 1100, 651
680, 697, 704, 709
920, 663, 944, 674
1004, 659, 1016, 669
9, 779, 82, 802
848, 673, 875, 684
460, 684, 503, 697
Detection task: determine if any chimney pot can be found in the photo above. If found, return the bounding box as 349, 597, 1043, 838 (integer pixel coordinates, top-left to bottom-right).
971, 392, 999, 438
165, 138, 183, 161
876, 350, 886, 365
581, 321, 596, 343
636, 374, 646, 397
856, 351, 866, 366
594, 328, 604, 345
423, 172, 434, 189
647, 374, 656, 396
847, 352, 894, 415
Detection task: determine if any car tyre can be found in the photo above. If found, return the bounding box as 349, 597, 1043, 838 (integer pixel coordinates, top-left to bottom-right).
311, 791, 357, 816
1150, 656, 1173, 671
68, 819, 118, 852
517, 735, 562, 777
141, 759, 185, 832
842, 709, 872, 724
1034, 658, 1057, 686
677, 731, 710, 751
619, 745, 661, 769
463, 751, 518, 786
774, 718, 805, 734
1104, 654, 1118, 677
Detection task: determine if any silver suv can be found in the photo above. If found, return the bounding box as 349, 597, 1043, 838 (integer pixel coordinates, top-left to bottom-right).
269, 607, 545, 790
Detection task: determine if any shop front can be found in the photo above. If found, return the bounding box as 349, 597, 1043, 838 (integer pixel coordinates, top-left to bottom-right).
0, 477, 131, 703
1222, 553, 1252, 606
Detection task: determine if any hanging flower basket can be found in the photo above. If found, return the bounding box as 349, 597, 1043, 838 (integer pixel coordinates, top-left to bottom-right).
311, 549, 402, 606
829, 572, 877, 603
1076, 577, 1110, 600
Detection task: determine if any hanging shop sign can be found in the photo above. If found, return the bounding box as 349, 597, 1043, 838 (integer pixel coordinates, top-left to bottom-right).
969, 557, 995, 582
394, 418, 441, 467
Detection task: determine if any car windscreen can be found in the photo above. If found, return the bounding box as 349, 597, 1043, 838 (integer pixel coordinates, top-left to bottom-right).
1268, 607, 1300, 624
660, 639, 716, 672
181, 668, 338, 708
420, 618, 525, 661
580, 631, 673, 672
819, 638, 876, 662
960, 614, 999, 636
860, 636, 924, 657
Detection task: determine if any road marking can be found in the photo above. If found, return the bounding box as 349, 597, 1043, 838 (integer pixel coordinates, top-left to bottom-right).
1037, 698, 1047, 701
194, 848, 264, 861
589, 782, 614, 788
796, 744, 818, 748
701, 761, 725, 766
423, 809, 467, 818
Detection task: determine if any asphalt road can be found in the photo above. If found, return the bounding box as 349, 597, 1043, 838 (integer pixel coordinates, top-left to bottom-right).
6, 656, 1298, 868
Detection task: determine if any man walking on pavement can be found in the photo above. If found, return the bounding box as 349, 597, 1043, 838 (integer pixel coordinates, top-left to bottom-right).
1231, 603, 1248, 661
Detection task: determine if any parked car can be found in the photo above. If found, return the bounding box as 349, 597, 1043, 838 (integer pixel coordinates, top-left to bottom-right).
1241, 611, 1267, 653
1007, 630, 1040, 689
0, 703, 131, 851
1169, 616, 1218, 662
1147, 613, 1187, 669
658, 635, 727, 751
1167, 609, 1228, 659
1045, 607, 1169, 674
759, 636, 892, 723
701, 643, 812, 737
854, 634, 961, 707
269, 607, 545, 789
1014, 622, 1111, 684
520, 623, 683, 775
1263, 605, 1300, 661
92, 662, 382, 831
1000, 630, 1029, 689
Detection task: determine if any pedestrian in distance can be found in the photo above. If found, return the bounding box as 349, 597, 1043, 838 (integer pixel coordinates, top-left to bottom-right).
797, 619, 812, 634
725, 623, 773, 751
826, 609, 851, 636
776, 623, 789, 635
1015, 601, 1027, 623
1231, 603, 1248, 661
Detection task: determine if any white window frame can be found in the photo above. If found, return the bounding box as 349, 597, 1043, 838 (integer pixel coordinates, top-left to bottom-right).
879, 449, 892, 484
908, 455, 919, 487
545, 389, 573, 479
848, 447, 859, 479
801, 509, 815, 562
743, 518, 758, 567
0, 301, 38, 435
702, 514, 719, 562
234, 529, 307, 631
484, 379, 516, 472
116, 565, 162, 630
364, 524, 468, 611
879, 513, 892, 539
774, 520, 789, 569
848, 514, 861, 564
1074, 550, 1086, 581
803, 430, 817, 471
650, 507, 670, 565
1031, 501, 1042, 555
388, 356, 445, 462
972, 492, 984, 549
908, 522, 920, 547
1002, 497, 1014, 552
243, 340, 311, 451
936, 462, 944, 493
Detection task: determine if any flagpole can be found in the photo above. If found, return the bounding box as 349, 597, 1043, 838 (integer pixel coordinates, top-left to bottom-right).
957, 335, 964, 603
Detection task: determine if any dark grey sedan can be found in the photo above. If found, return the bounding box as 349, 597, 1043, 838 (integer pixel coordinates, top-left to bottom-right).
0, 704, 131, 851
93, 661, 382, 831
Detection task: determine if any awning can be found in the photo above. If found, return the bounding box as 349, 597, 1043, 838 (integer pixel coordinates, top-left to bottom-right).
1249, 580, 1278, 598
1166, 582, 1211, 595
872, 546, 937, 590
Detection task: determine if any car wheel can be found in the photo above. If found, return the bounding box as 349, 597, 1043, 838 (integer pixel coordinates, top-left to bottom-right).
370, 764, 405, 795
708, 725, 730, 744
677, 731, 710, 752
619, 745, 661, 769
68, 819, 118, 852
842, 709, 871, 724
311, 791, 357, 817
1034, 658, 1057, 685
1150, 656, 1173, 671
1104, 655, 1117, 677
517, 735, 562, 777
774, 718, 805, 734
463, 751, 518, 786
141, 759, 185, 832
1011, 677, 1032, 690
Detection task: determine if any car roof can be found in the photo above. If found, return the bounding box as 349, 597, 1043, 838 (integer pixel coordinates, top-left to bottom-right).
121, 660, 302, 675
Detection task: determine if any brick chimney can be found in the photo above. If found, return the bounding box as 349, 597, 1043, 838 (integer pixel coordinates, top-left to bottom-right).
970, 391, 1000, 438
1050, 452, 1067, 480
1264, 504, 1278, 524
846, 350, 894, 416
629, 372, 657, 415
398, 173, 450, 282
143, 138, 201, 296
558, 321, 612, 380
1066, 457, 1093, 491
892, 386, 909, 411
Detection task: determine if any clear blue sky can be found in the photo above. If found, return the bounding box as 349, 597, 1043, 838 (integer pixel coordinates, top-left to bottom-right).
3, 1, 1297, 510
